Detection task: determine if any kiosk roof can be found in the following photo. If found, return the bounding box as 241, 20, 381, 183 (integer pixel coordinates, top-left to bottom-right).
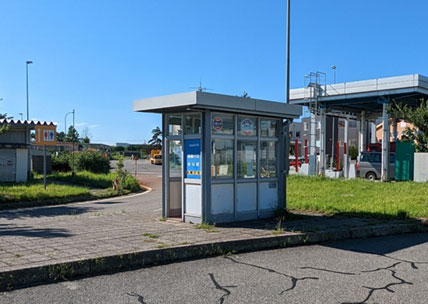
133, 91, 302, 119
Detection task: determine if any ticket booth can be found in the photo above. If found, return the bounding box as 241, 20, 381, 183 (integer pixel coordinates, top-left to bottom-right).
133, 91, 302, 224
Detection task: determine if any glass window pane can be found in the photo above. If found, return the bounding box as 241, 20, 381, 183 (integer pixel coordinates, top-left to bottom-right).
238, 116, 257, 136
212, 113, 234, 135
238, 141, 256, 178
168, 114, 182, 135
260, 141, 277, 178
169, 140, 182, 177
184, 114, 201, 135
211, 139, 234, 178
261, 119, 278, 137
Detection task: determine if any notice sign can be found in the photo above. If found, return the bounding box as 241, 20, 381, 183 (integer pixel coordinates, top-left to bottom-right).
185, 139, 201, 179
35, 125, 57, 146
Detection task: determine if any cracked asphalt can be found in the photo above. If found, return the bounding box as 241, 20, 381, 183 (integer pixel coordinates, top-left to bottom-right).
1, 233, 427, 304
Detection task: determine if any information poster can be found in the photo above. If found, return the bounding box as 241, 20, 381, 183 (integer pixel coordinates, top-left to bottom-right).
185, 139, 201, 179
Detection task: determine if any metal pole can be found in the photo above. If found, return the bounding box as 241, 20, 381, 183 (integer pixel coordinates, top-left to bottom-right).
331, 117, 335, 169
381, 103, 390, 182
43, 145, 47, 189
285, 0, 291, 104
26, 61, 33, 120
72, 109, 75, 176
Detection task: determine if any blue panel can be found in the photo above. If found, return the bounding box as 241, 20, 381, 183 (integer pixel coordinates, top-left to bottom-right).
185, 139, 201, 179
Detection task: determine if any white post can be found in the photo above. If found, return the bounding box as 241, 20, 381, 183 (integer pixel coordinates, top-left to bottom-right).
330, 116, 335, 169
309, 111, 317, 175
320, 108, 326, 175
43, 145, 47, 189
370, 122, 377, 143
359, 111, 366, 153
381, 103, 390, 182
344, 118, 349, 178
392, 119, 398, 142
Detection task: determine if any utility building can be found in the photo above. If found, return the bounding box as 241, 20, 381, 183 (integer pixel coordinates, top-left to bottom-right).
134, 91, 301, 224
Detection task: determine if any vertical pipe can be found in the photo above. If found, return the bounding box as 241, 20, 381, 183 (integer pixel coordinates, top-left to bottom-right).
43, 145, 46, 189
320, 108, 326, 175
336, 141, 340, 171
294, 138, 299, 173
344, 118, 349, 178
72, 109, 75, 176
381, 103, 390, 182
285, 0, 291, 104
331, 117, 335, 169
26, 64, 30, 121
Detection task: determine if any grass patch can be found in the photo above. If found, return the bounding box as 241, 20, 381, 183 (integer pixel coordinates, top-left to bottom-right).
0, 171, 141, 210
143, 233, 159, 239
287, 175, 428, 218
195, 223, 219, 233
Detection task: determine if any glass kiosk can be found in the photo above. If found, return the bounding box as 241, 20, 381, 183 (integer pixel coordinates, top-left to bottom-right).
133, 91, 302, 224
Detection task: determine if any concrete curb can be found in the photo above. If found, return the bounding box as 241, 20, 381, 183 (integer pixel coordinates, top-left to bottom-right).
0, 221, 426, 292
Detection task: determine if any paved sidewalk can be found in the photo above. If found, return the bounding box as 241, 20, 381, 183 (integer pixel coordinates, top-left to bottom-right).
0, 174, 426, 290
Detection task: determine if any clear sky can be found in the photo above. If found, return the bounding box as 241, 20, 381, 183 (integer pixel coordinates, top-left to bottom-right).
1, 0, 427, 145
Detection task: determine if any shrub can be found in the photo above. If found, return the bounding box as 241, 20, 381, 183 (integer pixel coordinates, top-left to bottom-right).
52, 152, 72, 172
74, 151, 110, 174
348, 145, 359, 160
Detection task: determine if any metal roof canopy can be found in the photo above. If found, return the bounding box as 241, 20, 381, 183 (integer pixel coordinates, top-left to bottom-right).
289, 74, 428, 116
133, 91, 302, 119
0, 119, 57, 129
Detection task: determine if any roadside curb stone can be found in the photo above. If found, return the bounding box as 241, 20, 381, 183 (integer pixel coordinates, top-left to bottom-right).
1, 220, 425, 292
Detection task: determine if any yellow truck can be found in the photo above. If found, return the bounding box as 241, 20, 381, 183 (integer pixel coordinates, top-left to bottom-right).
150, 149, 162, 165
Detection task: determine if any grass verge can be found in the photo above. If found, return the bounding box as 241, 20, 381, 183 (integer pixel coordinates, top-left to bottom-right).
287, 175, 428, 218
0, 171, 141, 210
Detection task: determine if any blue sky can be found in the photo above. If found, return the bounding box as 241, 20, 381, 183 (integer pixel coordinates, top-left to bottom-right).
1, 0, 427, 145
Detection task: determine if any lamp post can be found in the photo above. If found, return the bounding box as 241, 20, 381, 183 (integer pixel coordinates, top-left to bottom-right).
331, 65, 336, 84
19, 113, 23, 120
26, 61, 33, 120
65, 110, 76, 175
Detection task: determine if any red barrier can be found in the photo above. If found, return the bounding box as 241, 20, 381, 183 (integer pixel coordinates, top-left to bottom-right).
336, 141, 340, 171
304, 138, 308, 164
295, 139, 299, 173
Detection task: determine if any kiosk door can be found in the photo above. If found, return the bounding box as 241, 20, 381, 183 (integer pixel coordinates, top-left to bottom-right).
184, 139, 202, 219
168, 140, 182, 217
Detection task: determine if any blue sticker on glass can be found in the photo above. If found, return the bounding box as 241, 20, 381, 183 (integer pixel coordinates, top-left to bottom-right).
185, 139, 201, 178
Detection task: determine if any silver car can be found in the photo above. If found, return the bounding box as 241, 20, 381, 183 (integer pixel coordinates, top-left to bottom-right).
357, 152, 395, 180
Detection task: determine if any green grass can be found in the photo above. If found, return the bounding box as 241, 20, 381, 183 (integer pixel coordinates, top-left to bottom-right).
0, 171, 141, 209
0, 182, 91, 204
287, 175, 428, 218
35, 171, 115, 188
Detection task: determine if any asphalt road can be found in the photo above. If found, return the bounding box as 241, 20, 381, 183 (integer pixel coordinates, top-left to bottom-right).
1, 233, 427, 304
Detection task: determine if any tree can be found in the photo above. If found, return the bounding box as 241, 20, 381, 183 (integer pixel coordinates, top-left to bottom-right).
388, 98, 428, 152
0, 113, 9, 135
57, 131, 66, 142
80, 126, 91, 144
148, 126, 162, 149
65, 126, 79, 142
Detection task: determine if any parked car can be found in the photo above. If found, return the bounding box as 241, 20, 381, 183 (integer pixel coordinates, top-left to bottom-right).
357, 152, 395, 180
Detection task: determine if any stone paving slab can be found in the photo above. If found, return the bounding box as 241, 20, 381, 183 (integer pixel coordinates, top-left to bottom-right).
0, 201, 427, 291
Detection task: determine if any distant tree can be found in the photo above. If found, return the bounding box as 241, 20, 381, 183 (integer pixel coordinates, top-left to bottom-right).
0, 113, 10, 134
57, 131, 66, 142
80, 126, 91, 144
65, 126, 79, 142
148, 126, 162, 149
389, 98, 428, 152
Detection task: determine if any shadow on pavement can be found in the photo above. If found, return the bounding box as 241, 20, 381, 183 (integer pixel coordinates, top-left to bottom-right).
0, 205, 97, 220
0, 223, 71, 238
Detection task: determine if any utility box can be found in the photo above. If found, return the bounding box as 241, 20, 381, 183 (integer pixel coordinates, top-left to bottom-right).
133, 91, 302, 224
395, 141, 414, 181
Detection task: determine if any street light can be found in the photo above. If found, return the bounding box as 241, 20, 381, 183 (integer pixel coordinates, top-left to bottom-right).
64, 109, 76, 175
26, 61, 33, 120
19, 113, 23, 120
331, 65, 336, 84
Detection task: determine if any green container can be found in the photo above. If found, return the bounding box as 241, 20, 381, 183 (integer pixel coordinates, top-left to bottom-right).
395, 141, 415, 181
